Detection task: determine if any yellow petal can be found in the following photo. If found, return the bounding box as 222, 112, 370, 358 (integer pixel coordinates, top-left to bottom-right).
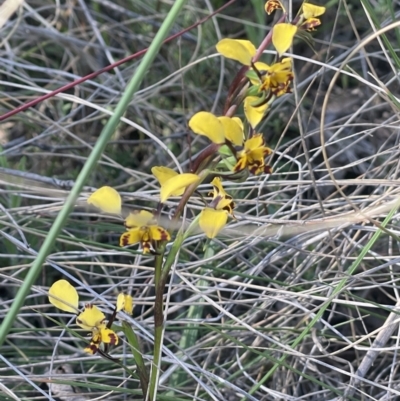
125, 210, 154, 228
151, 166, 178, 186
232, 117, 243, 132
160, 173, 199, 203
272, 23, 297, 55
218, 116, 244, 146
48, 280, 79, 313
76, 305, 106, 330
211, 176, 225, 196
233, 154, 248, 172
149, 225, 171, 241
189, 112, 225, 144
245, 134, 265, 151
199, 208, 229, 239
244, 96, 269, 128
254, 61, 271, 73
302, 3, 326, 19
117, 293, 125, 312
216, 38, 256, 66
87, 186, 121, 214
124, 295, 134, 314
120, 227, 141, 247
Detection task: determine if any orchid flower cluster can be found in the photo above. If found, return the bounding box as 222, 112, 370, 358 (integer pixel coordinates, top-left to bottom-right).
48, 279, 133, 354
48, 1, 326, 357
83, 1, 325, 254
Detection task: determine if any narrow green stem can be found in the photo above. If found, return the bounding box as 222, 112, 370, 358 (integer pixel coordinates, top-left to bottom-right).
148, 251, 165, 400
121, 321, 149, 398
0, 0, 189, 347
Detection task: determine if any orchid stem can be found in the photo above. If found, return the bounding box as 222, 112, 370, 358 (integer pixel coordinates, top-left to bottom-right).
148, 249, 165, 401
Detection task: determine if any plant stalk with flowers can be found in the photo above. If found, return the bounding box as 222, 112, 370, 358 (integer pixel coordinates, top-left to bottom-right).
46, 2, 326, 400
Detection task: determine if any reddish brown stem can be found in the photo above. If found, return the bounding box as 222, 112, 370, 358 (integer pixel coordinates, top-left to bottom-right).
223, 13, 287, 115
190, 143, 220, 174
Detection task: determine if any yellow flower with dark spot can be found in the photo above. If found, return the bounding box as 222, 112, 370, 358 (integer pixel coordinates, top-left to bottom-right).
199, 177, 235, 239
300, 3, 326, 31
48, 280, 119, 355
120, 210, 170, 254
234, 134, 272, 175
76, 304, 118, 354
254, 58, 293, 96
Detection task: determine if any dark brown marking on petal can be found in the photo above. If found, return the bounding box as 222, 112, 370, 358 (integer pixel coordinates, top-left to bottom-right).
120, 233, 129, 247
85, 342, 99, 355
263, 165, 273, 174
302, 19, 321, 31
108, 333, 118, 345
265, 0, 283, 14
249, 164, 262, 175
158, 228, 170, 241
141, 241, 151, 254
223, 201, 235, 214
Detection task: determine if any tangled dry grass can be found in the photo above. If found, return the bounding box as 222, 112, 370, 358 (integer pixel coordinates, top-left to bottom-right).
1, 1, 400, 400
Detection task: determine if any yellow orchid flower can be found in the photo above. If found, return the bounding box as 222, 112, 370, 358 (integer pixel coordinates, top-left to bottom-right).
216, 38, 256, 66
152, 166, 199, 203
208, 177, 235, 214
189, 112, 244, 146
120, 210, 170, 254
265, 0, 285, 14
300, 3, 326, 31
234, 134, 272, 175
48, 280, 119, 355
76, 304, 118, 354
254, 58, 293, 96
272, 23, 297, 56
87, 186, 121, 214
244, 96, 269, 129
198, 177, 235, 238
